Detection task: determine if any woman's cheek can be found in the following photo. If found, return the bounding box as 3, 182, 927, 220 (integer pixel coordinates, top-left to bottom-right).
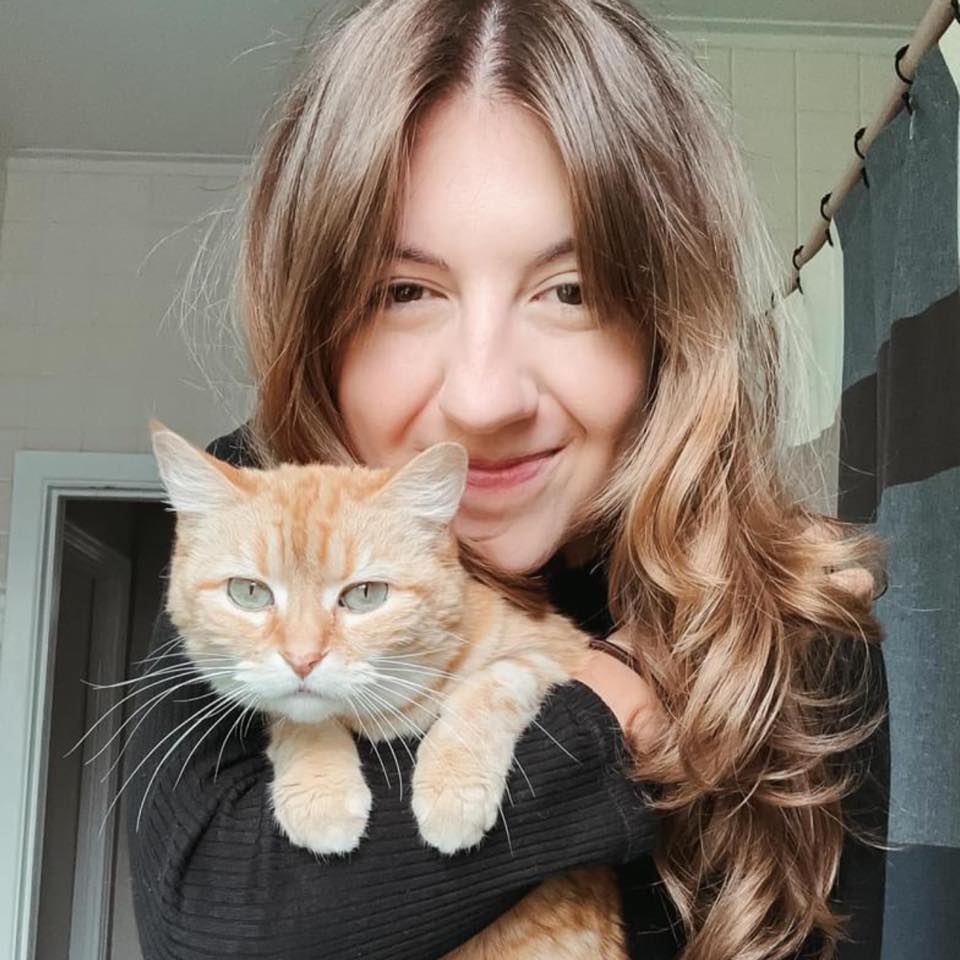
338, 330, 441, 464
533, 328, 649, 441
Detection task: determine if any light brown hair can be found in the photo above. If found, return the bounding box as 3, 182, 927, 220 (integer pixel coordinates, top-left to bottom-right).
212, 1, 888, 957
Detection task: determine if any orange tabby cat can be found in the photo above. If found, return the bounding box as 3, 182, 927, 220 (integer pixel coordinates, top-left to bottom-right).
149, 418, 629, 959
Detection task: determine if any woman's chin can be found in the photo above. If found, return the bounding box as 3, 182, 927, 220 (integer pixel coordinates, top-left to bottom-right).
465, 529, 559, 577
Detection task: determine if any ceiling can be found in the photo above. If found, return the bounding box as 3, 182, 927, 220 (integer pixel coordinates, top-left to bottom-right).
0, 0, 931, 157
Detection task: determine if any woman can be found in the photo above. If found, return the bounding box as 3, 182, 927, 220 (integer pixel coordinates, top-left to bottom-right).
127, 1, 889, 958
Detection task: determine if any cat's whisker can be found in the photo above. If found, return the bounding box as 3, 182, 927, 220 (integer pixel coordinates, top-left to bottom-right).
371, 640, 464, 662
70, 669, 199, 755
442, 628, 476, 647
369, 659, 460, 681
96, 673, 239, 780
344, 696, 393, 790
81, 660, 222, 692
364, 679, 508, 803
376, 669, 570, 793
99, 688, 222, 784
132, 633, 185, 666
174, 699, 247, 790
241, 698, 262, 739
88, 686, 221, 773
134, 633, 236, 672
355, 684, 442, 806
213, 711, 247, 782
99, 694, 232, 837
70, 667, 233, 760
214, 695, 263, 780
134, 636, 229, 672
123, 695, 239, 836
371, 633, 469, 660
367, 679, 517, 842
526, 718, 580, 765
349, 690, 406, 795
135, 640, 227, 662
371, 647, 455, 662
355, 687, 421, 753
343, 694, 394, 791
355, 691, 420, 804
170, 689, 230, 706
128, 653, 237, 672
374, 660, 457, 675
372, 674, 525, 806
498, 800, 514, 855
359, 684, 432, 743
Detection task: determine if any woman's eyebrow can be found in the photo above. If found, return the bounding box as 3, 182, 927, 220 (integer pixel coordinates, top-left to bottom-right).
392, 237, 576, 271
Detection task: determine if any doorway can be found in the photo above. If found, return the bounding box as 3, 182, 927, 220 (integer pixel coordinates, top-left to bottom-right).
0, 451, 169, 960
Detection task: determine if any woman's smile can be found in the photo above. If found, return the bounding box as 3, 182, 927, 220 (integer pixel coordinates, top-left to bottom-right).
465, 446, 564, 492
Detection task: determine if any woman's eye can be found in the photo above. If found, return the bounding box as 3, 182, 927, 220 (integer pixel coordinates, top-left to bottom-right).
375, 281, 583, 310
381, 282, 428, 308
226, 577, 274, 610
338, 581, 389, 612
543, 281, 583, 307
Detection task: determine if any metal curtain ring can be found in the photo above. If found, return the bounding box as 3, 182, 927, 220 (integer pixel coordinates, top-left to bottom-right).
820, 192, 832, 221
872, 568, 889, 601
854, 127, 867, 159
894, 45, 914, 85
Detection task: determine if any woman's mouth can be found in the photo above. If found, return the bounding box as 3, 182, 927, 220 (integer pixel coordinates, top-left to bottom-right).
465, 448, 563, 492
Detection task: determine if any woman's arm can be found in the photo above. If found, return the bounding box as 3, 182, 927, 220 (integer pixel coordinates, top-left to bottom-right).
125, 602, 659, 960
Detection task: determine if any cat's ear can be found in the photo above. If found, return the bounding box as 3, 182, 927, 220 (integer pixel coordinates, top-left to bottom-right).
375, 442, 468, 526
149, 418, 246, 515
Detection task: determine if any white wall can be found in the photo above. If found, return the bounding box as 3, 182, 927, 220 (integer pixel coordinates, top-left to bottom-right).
678, 29, 910, 262
0, 156, 254, 616
0, 26, 911, 634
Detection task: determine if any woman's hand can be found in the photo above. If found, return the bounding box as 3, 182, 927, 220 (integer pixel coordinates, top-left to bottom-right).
574, 565, 880, 757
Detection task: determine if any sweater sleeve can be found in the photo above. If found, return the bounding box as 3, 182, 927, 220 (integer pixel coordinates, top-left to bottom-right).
126, 599, 660, 960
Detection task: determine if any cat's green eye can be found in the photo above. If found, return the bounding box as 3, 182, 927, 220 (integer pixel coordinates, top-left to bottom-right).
338, 581, 389, 613
227, 577, 274, 610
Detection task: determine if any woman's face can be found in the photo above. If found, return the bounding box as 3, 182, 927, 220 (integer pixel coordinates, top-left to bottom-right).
337, 92, 651, 574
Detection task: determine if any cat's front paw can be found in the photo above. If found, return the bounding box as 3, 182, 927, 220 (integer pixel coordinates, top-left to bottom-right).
270, 777, 373, 856
411, 750, 503, 855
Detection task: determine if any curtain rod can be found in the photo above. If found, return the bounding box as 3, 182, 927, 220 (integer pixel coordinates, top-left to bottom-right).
781, 0, 957, 298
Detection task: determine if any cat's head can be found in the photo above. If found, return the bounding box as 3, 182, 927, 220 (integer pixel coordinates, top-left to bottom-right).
149, 419, 469, 724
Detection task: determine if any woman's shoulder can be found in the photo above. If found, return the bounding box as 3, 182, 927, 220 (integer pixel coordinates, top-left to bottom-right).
204, 420, 258, 467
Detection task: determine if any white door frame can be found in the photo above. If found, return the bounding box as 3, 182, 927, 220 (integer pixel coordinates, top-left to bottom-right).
61, 520, 132, 960
0, 450, 164, 960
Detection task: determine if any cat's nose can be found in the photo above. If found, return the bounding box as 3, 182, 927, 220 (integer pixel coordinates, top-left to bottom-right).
282, 652, 325, 679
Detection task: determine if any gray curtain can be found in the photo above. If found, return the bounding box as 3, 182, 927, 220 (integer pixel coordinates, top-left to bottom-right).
834, 27, 960, 960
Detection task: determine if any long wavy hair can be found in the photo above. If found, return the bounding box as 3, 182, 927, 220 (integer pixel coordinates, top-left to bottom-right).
218, 1, 889, 957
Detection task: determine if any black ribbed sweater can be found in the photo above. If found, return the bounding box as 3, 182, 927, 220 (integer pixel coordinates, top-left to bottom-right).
126, 425, 890, 959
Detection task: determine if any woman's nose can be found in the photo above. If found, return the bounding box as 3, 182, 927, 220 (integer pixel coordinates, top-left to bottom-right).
436, 317, 538, 435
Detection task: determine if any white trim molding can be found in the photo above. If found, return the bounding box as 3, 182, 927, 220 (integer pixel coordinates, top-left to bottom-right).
4, 149, 250, 178
662, 14, 918, 41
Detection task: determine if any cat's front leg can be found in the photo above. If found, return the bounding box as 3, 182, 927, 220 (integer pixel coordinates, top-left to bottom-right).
412, 659, 560, 855
266, 718, 372, 856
